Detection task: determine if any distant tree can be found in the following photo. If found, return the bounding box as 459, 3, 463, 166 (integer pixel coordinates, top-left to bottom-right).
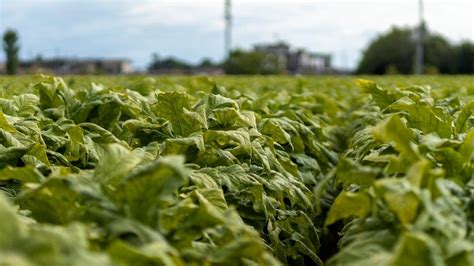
424, 34, 455, 74
384, 64, 399, 75
148, 53, 191, 71
35, 54, 44, 64
454, 41, 474, 74
224, 49, 285, 75
357, 27, 415, 74
357, 26, 464, 74
198, 58, 219, 68
2, 29, 20, 75
424, 65, 440, 74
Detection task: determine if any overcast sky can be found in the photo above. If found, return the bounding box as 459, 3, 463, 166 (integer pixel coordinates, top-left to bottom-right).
0, 0, 473, 70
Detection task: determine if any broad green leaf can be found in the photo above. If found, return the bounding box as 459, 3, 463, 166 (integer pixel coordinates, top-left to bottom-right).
390, 232, 443, 266
454, 100, 474, 134
0, 146, 30, 169
118, 156, 187, 226
203, 130, 252, 156
210, 107, 256, 129
405, 159, 430, 187
0, 195, 25, 247
0, 166, 44, 197
336, 158, 379, 187
375, 179, 420, 225
94, 144, 143, 189
325, 191, 372, 226
108, 240, 183, 266
389, 101, 452, 138
0, 112, 16, 132
373, 115, 419, 163
161, 133, 204, 159
153, 92, 206, 137
356, 79, 398, 109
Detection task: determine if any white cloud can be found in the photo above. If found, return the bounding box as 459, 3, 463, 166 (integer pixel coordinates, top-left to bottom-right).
0, 0, 472, 68
116, 0, 472, 67
124, 0, 223, 31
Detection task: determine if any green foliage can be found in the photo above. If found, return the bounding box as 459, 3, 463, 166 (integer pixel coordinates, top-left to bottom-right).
358, 27, 416, 74
224, 49, 286, 75
325, 77, 474, 266
454, 42, 474, 74
0, 75, 472, 265
148, 53, 192, 72
2, 29, 20, 75
357, 26, 473, 74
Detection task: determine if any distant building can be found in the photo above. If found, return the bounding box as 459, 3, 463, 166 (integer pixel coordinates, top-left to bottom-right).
19, 58, 134, 75
288, 50, 331, 74
253, 42, 332, 74
254, 42, 290, 70
63, 59, 134, 75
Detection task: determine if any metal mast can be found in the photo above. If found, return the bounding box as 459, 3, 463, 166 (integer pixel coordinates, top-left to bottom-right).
224, 0, 232, 59
415, 0, 424, 75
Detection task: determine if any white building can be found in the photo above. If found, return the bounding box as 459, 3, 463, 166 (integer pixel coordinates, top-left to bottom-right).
254, 42, 332, 74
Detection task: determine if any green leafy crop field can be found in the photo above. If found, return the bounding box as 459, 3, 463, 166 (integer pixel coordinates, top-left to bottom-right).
0, 75, 472, 265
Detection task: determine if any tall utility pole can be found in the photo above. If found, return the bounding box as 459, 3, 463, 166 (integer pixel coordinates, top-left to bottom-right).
415, 0, 424, 75
224, 0, 232, 59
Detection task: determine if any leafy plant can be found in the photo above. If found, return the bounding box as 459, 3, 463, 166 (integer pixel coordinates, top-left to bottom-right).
0, 75, 472, 265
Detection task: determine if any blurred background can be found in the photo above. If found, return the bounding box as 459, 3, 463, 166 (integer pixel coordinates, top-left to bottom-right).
0, 0, 473, 75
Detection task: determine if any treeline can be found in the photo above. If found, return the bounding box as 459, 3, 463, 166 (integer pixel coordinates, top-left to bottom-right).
147, 50, 285, 75
357, 26, 473, 74
4, 27, 473, 76
148, 53, 222, 73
